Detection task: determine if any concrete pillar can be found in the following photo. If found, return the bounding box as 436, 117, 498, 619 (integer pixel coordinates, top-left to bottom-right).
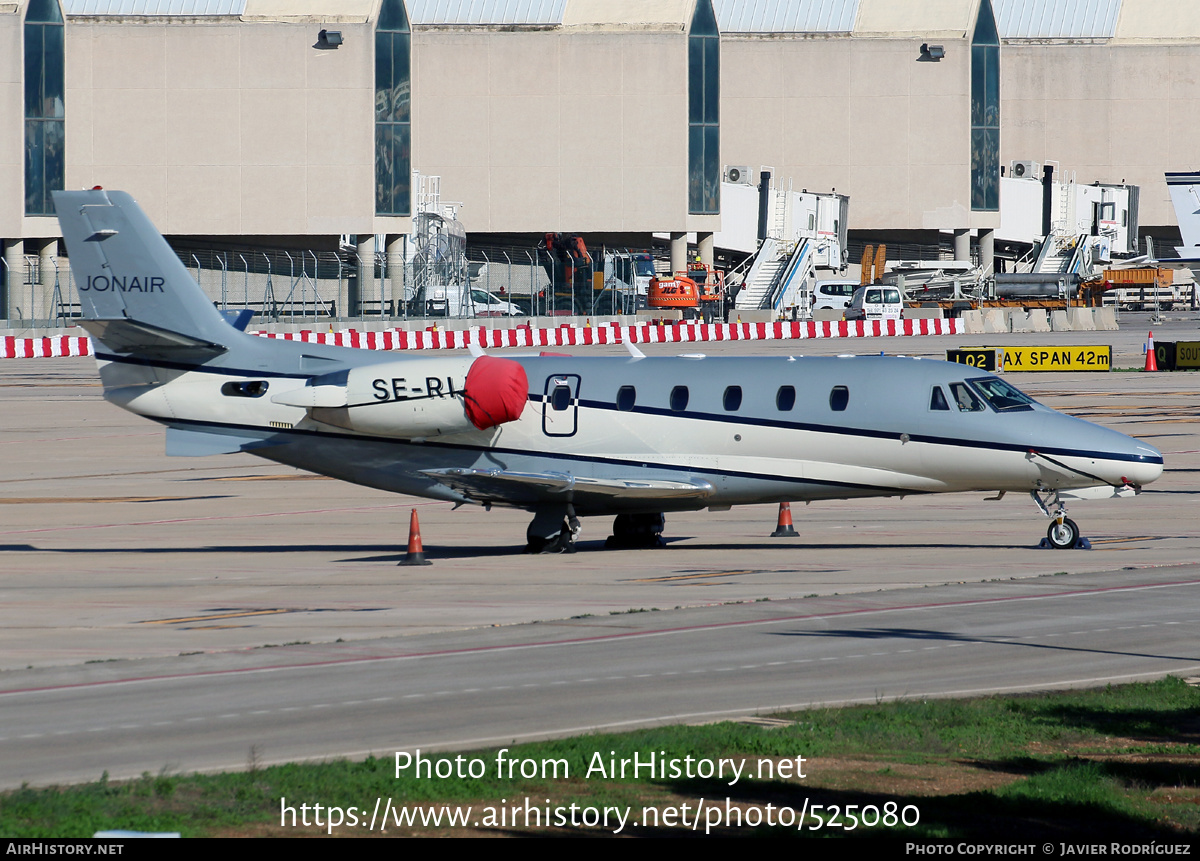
385, 234, 405, 318
352, 233, 375, 321
697, 232, 714, 268
670, 232, 687, 275
979, 229, 995, 276
2, 239, 22, 324
38, 238, 57, 326
954, 228, 970, 262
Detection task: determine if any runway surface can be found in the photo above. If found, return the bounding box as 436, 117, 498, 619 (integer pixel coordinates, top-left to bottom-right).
1, 314, 1197, 788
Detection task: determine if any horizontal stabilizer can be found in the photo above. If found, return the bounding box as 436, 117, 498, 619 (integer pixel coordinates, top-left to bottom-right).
165, 427, 278, 457
421, 467, 715, 508
81, 319, 226, 358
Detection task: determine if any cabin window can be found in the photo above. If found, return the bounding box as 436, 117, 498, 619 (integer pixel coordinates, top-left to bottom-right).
829, 386, 849, 411
930, 386, 950, 411
776, 385, 795, 411
551, 385, 572, 411
950, 382, 985, 412
221, 380, 269, 398
670, 385, 689, 411
616, 385, 636, 411
723, 385, 742, 411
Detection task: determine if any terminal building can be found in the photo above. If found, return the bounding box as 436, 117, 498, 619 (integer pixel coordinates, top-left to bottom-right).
2, 0, 1199, 324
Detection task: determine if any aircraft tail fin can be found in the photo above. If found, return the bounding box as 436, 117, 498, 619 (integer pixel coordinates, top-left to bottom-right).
53, 189, 235, 358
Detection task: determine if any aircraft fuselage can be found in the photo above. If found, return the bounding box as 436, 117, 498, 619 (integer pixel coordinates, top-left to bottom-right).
95, 347, 1163, 517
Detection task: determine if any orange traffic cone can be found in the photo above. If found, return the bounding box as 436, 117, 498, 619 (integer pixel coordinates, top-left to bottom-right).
1144, 331, 1158, 372
399, 508, 433, 566
771, 502, 798, 537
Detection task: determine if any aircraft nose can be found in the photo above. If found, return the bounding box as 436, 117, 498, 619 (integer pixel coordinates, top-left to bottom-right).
1088, 425, 1162, 487
1044, 414, 1164, 488
1121, 439, 1164, 488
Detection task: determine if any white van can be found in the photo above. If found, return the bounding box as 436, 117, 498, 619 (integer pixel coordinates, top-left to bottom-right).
812, 279, 859, 310
844, 285, 902, 321
418, 286, 526, 318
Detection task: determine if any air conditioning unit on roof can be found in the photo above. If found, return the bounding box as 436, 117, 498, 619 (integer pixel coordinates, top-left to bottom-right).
724, 165, 753, 185
1011, 160, 1041, 180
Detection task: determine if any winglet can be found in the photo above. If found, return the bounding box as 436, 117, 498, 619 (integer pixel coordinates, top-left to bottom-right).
624, 339, 645, 359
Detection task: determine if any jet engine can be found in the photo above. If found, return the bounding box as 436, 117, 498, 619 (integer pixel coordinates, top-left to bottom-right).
275, 355, 529, 438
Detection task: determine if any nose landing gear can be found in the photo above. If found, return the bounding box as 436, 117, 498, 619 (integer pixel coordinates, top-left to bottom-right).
1030, 489, 1090, 550
1045, 516, 1081, 550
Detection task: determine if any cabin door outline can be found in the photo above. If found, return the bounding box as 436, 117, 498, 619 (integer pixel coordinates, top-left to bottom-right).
542, 374, 581, 437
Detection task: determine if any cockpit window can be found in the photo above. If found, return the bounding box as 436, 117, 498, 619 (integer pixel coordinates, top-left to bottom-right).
949, 382, 985, 412
967, 377, 1036, 412
930, 386, 950, 411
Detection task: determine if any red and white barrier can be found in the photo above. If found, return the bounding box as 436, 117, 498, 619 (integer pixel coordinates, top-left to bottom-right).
0, 335, 92, 359
2, 318, 962, 359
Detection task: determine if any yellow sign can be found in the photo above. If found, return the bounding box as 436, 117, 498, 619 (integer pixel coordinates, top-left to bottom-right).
989, 346, 1112, 372
1177, 341, 1200, 369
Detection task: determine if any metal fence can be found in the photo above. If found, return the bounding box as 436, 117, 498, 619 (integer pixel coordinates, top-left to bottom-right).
1, 243, 664, 329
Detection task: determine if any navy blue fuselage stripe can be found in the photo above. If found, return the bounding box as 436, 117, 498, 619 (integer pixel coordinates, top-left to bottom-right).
562, 397, 1162, 466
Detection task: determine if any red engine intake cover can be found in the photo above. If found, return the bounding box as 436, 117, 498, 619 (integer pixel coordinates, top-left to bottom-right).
462, 356, 529, 430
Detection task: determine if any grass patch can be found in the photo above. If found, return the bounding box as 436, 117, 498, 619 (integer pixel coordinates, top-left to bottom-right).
4, 678, 1199, 837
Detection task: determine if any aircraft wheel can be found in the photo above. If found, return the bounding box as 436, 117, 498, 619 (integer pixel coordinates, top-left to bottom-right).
525, 505, 577, 554
525, 524, 576, 554
1046, 518, 1080, 550
605, 513, 665, 548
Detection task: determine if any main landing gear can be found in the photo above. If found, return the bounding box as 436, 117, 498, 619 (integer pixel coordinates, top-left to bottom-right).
525, 503, 581, 554
1030, 489, 1089, 550
524, 507, 669, 552
604, 512, 665, 549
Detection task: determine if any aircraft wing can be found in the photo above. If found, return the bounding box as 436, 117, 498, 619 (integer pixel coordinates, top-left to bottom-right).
420, 468, 716, 509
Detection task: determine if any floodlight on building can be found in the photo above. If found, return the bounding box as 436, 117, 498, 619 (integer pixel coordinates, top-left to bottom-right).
316, 29, 343, 49
920, 43, 945, 61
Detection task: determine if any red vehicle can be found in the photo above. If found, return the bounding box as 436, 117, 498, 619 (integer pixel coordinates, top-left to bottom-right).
648, 262, 725, 320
